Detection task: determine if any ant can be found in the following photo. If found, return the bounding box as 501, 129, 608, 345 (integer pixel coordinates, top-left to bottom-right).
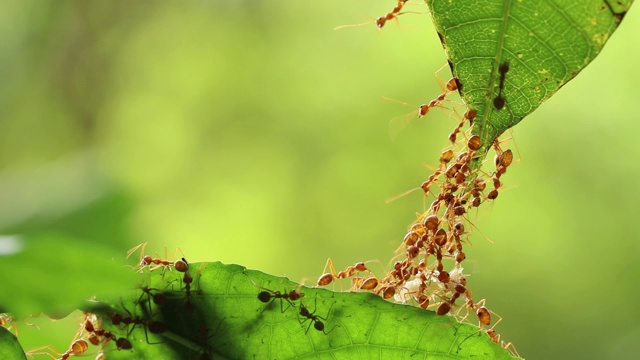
109, 305, 167, 345
84, 315, 134, 351
435, 279, 472, 316
0, 313, 39, 337
417, 77, 458, 118
457, 323, 521, 358
459, 298, 500, 329
376, 0, 413, 29
486, 144, 515, 201
467, 135, 481, 152
197, 319, 225, 360
58, 339, 89, 360
316, 258, 369, 287
0, 313, 17, 336
493, 61, 509, 110
439, 149, 455, 168
176, 257, 196, 311
385, 82, 459, 141
163, 256, 195, 311
29, 326, 107, 360
127, 243, 186, 278
485, 329, 521, 357
469, 177, 486, 207
448, 109, 477, 144
257, 288, 305, 313
137, 286, 168, 311
458, 299, 517, 354
352, 275, 379, 291
30, 340, 90, 360
298, 297, 339, 335
85, 317, 115, 345
376, 282, 400, 300
334, 0, 423, 31
385, 64, 459, 141
245, 271, 305, 313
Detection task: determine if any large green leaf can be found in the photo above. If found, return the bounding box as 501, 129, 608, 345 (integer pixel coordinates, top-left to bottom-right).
0, 153, 138, 317
0, 233, 139, 317
84, 262, 517, 359
0, 327, 26, 360
426, 0, 633, 151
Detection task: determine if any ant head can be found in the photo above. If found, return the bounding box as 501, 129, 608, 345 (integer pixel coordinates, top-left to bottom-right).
288, 290, 304, 301
174, 259, 189, 273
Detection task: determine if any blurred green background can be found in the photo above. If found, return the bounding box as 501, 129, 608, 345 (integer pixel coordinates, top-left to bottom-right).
1, 1, 639, 359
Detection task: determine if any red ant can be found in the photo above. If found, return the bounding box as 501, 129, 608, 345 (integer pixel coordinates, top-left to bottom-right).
58, 339, 89, 360
85, 318, 114, 345
0, 313, 40, 337
418, 77, 458, 118
30, 336, 113, 360
137, 286, 167, 310
127, 243, 186, 277
29, 340, 90, 360
435, 280, 472, 316
385, 75, 458, 142
334, 0, 423, 31
486, 143, 515, 201
352, 275, 379, 291
375, 0, 418, 29
317, 258, 369, 287
486, 329, 521, 357
0, 313, 18, 336
448, 109, 477, 143
84, 317, 133, 351
176, 257, 195, 312
197, 318, 225, 360
257, 288, 305, 313
109, 306, 167, 346
298, 297, 339, 335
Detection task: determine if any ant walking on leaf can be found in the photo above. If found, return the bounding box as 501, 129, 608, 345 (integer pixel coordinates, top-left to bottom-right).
246, 272, 305, 313
316, 258, 376, 288
298, 295, 339, 335
127, 243, 186, 279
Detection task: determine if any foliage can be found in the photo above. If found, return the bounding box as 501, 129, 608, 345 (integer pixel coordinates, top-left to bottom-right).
80, 261, 515, 359
426, 0, 633, 152
0, 0, 634, 359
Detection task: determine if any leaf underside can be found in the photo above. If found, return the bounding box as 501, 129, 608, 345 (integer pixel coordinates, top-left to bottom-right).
425, 0, 633, 152
0, 327, 26, 360
85, 262, 517, 360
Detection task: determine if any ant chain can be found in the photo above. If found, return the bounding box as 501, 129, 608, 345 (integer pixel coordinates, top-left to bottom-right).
312, 63, 520, 349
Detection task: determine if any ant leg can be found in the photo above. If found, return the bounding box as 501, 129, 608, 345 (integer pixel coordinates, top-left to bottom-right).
24, 346, 60, 360
126, 242, 147, 262
319, 301, 339, 335
502, 341, 521, 358
316, 258, 338, 287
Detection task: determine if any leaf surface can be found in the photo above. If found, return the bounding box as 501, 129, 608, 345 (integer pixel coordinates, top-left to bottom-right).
425, 0, 633, 151
0, 327, 27, 360
0, 233, 139, 317
85, 262, 518, 359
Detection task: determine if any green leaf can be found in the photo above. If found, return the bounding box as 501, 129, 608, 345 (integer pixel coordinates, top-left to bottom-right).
0, 153, 139, 316
84, 262, 517, 359
0, 233, 139, 317
425, 0, 633, 151
0, 326, 27, 360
